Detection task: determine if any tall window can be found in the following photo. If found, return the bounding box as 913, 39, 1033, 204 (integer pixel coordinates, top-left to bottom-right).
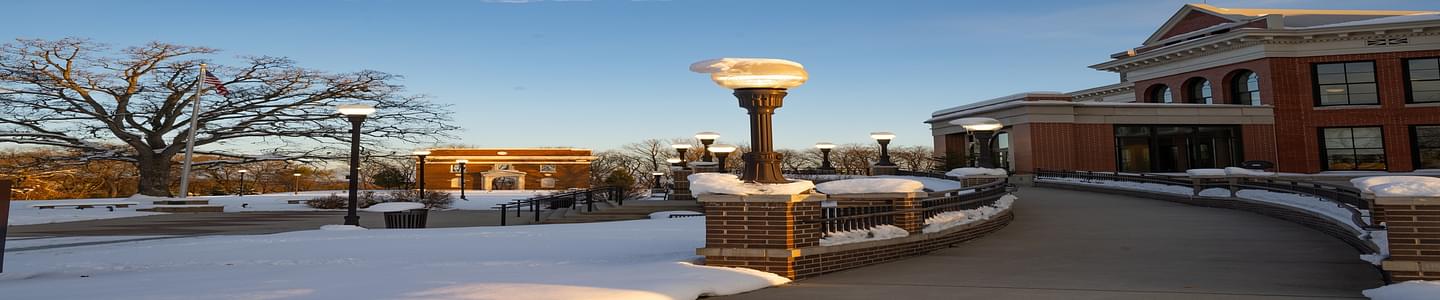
1187, 79, 1213, 104
1315, 61, 1378, 106
1231, 71, 1261, 105
1321, 127, 1386, 171
1150, 85, 1173, 103
1406, 58, 1440, 103
1412, 125, 1440, 169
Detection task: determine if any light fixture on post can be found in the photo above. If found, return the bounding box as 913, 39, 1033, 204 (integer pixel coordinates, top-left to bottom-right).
413, 150, 431, 199
337, 103, 376, 226
455, 159, 469, 200
814, 142, 837, 171
292, 172, 302, 195
690, 58, 807, 183
671, 144, 692, 169
236, 169, 249, 197
666, 158, 683, 169
950, 117, 1004, 169
707, 144, 738, 173
870, 132, 897, 167
695, 132, 721, 162
651, 172, 665, 189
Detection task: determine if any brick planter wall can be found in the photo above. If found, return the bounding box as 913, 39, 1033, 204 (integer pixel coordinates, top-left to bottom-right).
1371, 195, 1440, 281
696, 191, 1014, 279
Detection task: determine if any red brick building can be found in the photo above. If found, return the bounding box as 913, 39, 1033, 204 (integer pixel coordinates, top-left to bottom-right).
929, 4, 1440, 174
417, 148, 594, 191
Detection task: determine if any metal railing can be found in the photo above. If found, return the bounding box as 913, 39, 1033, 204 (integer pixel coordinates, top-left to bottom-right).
492, 186, 626, 226
819, 205, 897, 233
811, 176, 1014, 235
1034, 169, 1379, 230
894, 169, 955, 180
921, 179, 1011, 219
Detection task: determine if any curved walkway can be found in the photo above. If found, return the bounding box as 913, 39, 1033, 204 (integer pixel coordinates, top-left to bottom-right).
719, 187, 1383, 300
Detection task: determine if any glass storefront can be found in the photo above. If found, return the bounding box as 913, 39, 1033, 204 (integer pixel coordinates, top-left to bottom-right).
1115, 125, 1242, 172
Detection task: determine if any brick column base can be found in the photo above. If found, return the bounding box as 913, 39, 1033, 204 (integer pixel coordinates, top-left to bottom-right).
959, 175, 1005, 187
671, 169, 695, 200
1373, 195, 1440, 281
695, 193, 825, 278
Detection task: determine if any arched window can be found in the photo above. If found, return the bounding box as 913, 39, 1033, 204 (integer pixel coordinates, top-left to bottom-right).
1149, 85, 1173, 103
1186, 78, 1213, 104
1232, 71, 1262, 105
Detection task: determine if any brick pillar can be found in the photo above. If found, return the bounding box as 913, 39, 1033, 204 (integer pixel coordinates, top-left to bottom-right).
671, 169, 695, 200
826, 192, 926, 233
870, 165, 898, 176
1372, 193, 1440, 281
696, 193, 826, 279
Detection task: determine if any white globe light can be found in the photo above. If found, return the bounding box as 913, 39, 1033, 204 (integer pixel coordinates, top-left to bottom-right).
869, 132, 896, 141
708, 144, 738, 153
336, 103, 376, 116
950, 117, 1003, 131
814, 142, 836, 150
694, 131, 721, 140
671, 144, 692, 149
690, 58, 808, 90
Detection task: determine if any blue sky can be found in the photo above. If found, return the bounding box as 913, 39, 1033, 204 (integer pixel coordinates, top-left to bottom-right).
4, 0, 1436, 151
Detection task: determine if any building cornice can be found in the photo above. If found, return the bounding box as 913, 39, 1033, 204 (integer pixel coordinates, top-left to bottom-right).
1091, 20, 1440, 73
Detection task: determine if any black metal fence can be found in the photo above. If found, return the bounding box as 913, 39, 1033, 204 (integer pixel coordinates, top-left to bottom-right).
1034, 169, 1378, 230
820, 205, 897, 233
920, 179, 1011, 219
492, 186, 626, 226
813, 174, 1014, 235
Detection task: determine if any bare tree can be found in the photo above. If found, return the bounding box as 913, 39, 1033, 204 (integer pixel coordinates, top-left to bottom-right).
0, 38, 456, 196
890, 145, 937, 171
621, 139, 668, 173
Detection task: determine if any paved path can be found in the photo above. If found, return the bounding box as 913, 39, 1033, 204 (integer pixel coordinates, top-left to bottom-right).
719, 187, 1384, 300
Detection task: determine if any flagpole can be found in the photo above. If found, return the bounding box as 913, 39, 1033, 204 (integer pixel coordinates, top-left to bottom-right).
176, 64, 206, 198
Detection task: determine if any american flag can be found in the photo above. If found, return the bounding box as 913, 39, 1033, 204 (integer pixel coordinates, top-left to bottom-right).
204, 71, 229, 96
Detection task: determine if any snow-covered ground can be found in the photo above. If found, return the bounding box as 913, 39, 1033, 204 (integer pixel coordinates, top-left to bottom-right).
1364, 280, 1440, 300
0, 217, 788, 300
8, 189, 554, 226
923, 194, 1017, 234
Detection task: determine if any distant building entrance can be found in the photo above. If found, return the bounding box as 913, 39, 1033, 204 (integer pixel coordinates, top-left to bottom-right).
418, 148, 594, 191
1115, 125, 1242, 172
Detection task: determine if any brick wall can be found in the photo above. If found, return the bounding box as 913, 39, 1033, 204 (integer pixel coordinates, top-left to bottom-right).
1073, 124, 1118, 172
1241, 124, 1279, 168
1373, 201, 1440, 281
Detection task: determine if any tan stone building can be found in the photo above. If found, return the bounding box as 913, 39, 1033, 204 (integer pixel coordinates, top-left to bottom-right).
417, 148, 594, 191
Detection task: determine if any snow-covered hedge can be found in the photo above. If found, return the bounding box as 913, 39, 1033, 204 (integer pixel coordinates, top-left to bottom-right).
815, 178, 924, 194
688, 173, 815, 196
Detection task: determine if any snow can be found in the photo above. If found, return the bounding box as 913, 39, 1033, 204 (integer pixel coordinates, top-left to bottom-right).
0, 217, 789, 300
318, 225, 367, 231
688, 173, 815, 196
875, 175, 964, 191
1184, 168, 1226, 177
923, 194, 1018, 233
4, 236, 172, 251
819, 225, 909, 246
362, 202, 426, 212
8, 190, 549, 225
1363, 280, 1440, 300
815, 178, 924, 194
649, 211, 703, 219
945, 167, 1007, 177
1350, 176, 1440, 197
1224, 167, 1276, 177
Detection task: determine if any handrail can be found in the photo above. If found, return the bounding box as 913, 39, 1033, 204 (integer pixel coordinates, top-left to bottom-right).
1034, 169, 1380, 231
809, 176, 1013, 234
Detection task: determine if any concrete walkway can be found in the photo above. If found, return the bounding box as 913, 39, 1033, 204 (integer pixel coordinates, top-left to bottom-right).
718, 187, 1384, 300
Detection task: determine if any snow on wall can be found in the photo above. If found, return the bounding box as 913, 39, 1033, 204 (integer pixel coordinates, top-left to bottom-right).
688, 173, 815, 196
922, 194, 1017, 234
1351, 176, 1440, 197
1363, 280, 1440, 300
814, 178, 924, 194
819, 225, 909, 246
945, 167, 1007, 177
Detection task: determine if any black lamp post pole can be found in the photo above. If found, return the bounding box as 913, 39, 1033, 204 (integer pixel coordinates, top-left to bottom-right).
976, 131, 997, 169
416, 154, 428, 197
700, 139, 715, 162
735, 88, 788, 184
715, 152, 731, 173
237, 172, 246, 197
344, 115, 366, 226
875, 139, 895, 167
458, 162, 468, 200
820, 148, 834, 170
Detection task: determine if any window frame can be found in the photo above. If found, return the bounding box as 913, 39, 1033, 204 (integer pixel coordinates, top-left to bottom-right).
1312, 60, 1380, 107
1149, 85, 1173, 103
1318, 126, 1388, 171
1230, 70, 1262, 106
1403, 57, 1440, 104
1187, 78, 1213, 104
1410, 125, 1440, 170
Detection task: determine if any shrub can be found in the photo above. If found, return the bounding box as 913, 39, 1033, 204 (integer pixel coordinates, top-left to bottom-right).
384, 190, 454, 209
305, 192, 383, 209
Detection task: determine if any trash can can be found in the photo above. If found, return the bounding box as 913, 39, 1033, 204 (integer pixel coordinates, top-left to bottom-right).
383, 209, 429, 229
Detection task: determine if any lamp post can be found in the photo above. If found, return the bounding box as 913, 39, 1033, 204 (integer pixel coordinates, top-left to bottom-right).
815, 142, 836, 170
672, 144, 692, 169
870, 132, 896, 167
337, 103, 376, 226
708, 144, 737, 173
236, 169, 249, 197
413, 150, 430, 198
456, 159, 468, 200
695, 132, 720, 162
292, 172, 302, 195
666, 158, 683, 169
950, 117, 1004, 169
651, 172, 664, 189
690, 58, 808, 183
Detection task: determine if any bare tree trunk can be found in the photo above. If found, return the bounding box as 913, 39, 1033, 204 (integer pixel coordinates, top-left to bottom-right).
136, 155, 173, 197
